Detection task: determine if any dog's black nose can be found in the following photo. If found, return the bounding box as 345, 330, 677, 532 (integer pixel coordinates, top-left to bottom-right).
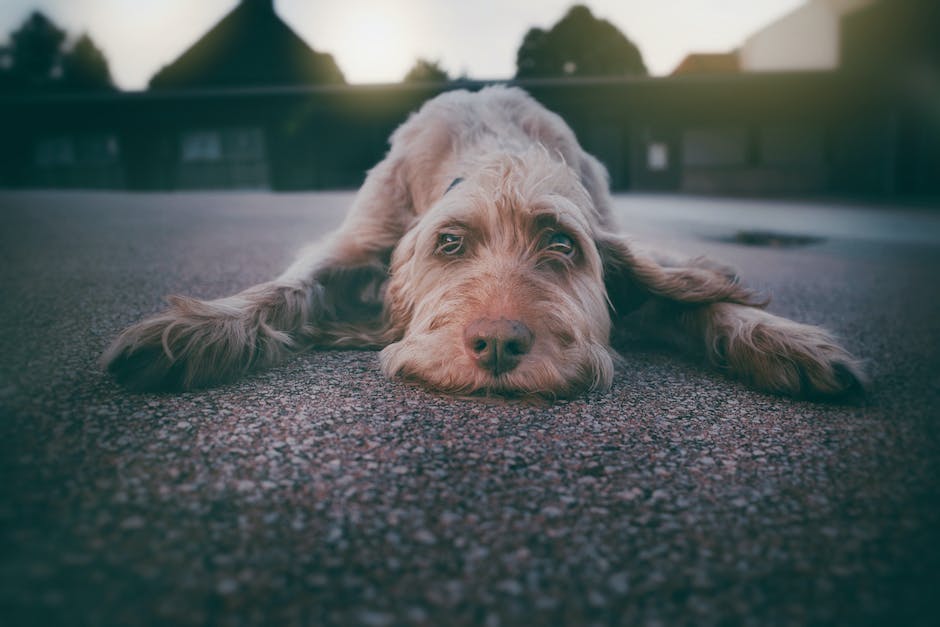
464, 318, 533, 376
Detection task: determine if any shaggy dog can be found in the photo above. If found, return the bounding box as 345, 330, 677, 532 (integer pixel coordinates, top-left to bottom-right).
103, 86, 864, 399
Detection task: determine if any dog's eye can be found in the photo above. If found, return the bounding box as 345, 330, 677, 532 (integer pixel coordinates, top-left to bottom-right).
436, 233, 464, 256
545, 232, 576, 257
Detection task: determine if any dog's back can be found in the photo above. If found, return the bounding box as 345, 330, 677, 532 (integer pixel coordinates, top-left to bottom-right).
386, 86, 615, 225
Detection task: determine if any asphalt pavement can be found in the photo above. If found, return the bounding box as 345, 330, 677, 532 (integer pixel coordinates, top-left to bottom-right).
1, 190, 939, 626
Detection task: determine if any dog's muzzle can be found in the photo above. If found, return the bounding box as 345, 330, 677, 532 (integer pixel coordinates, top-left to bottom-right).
463, 318, 533, 376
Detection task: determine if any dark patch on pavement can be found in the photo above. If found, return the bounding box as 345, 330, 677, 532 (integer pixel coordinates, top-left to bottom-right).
721, 230, 826, 248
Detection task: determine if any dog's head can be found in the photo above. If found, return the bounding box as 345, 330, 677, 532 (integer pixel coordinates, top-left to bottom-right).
380, 148, 617, 398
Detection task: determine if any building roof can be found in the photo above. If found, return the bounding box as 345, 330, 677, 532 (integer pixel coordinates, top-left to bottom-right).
671, 52, 739, 76
149, 0, 344, 90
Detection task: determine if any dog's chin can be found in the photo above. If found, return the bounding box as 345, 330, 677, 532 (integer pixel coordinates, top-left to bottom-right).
379, 332, 615, 400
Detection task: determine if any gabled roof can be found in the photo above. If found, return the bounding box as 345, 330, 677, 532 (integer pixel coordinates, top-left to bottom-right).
149, 0, 344, 90
671, 52, 739, 76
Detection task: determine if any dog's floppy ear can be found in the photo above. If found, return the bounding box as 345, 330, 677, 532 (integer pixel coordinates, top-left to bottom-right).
380, 223, 423, 342
598, 233, 764, 317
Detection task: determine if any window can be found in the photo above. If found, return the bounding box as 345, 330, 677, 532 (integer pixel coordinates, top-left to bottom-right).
34, 137, 75, 167
181, 131, 223, 162
77, 134, 120, 164
760, 126, 824, 166
221, 128, 265, 161
177, 127, 269, 189
682, 128, 748, 167
181, 129, 266, 162
647, 142, 669, 171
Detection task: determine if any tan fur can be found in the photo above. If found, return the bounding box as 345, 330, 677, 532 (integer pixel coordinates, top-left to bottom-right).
102, 86, 864, 398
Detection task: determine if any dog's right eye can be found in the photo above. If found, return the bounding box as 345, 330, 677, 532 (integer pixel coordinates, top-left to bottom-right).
436, 233, 464, 256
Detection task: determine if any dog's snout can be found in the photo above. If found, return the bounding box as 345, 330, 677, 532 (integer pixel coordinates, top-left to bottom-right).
464, 318, 533, 376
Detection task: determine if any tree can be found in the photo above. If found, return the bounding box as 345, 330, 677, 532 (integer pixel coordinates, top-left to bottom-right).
1, 11, 114, 92
515, 5, 647, 79
403, 58, 450, 83
8, 11, 66, 88
62, 33, 114, 90
0, 46, 13, 90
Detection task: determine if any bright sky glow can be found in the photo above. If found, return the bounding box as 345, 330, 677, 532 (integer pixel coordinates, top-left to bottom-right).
314, 1, 424, 84
0, 0, 807, 90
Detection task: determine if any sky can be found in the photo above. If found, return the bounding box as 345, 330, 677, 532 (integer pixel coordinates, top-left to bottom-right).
0, 0, 806, 90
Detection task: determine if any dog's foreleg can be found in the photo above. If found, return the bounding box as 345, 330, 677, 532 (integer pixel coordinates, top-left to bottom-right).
102, 240, 392, 393
689, 303, 865, 397
601, 235, 865, 398
102, 160, 410, 392
100, 275, 319, 392
632, 300, 866, 398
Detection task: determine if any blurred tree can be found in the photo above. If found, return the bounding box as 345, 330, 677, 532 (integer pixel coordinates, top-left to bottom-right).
403, 58, 450, 83
0, 45, 13, 90
8, 10, 66, 89
62, 34, 114, 90
1, 12, 114, 92
515, 5, 647, 79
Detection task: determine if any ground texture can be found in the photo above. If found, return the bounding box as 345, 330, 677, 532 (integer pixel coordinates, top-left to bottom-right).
1, 191, 939, 626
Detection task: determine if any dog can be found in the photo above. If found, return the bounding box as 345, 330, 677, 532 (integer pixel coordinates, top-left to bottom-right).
102, 86, 864, 399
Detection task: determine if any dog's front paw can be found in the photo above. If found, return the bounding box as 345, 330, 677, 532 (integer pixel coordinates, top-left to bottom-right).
712, 307, 866, 398
101, 298, 255, 392
740, 337, 865, 399
101, 315, 228, 392
102, 325, 186, 392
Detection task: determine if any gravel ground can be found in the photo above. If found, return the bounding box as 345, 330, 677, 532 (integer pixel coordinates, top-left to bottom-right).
1, 191, 939, 626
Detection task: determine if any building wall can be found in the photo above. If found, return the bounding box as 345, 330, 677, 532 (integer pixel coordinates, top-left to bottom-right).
739, 0, 874, 72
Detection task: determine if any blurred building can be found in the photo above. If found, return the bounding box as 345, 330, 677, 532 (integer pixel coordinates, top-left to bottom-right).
146, 0, 344, 189
0, 0, 937, 199
647, 0, 937, 198
739, 0, 875, 72
671, 53, 739, 77
840, 0, 940, 74
149, 0, 344, 90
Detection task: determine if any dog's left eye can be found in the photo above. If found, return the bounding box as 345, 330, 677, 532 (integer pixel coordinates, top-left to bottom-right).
436, 233, 464, 256
545, 232, 576, 257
